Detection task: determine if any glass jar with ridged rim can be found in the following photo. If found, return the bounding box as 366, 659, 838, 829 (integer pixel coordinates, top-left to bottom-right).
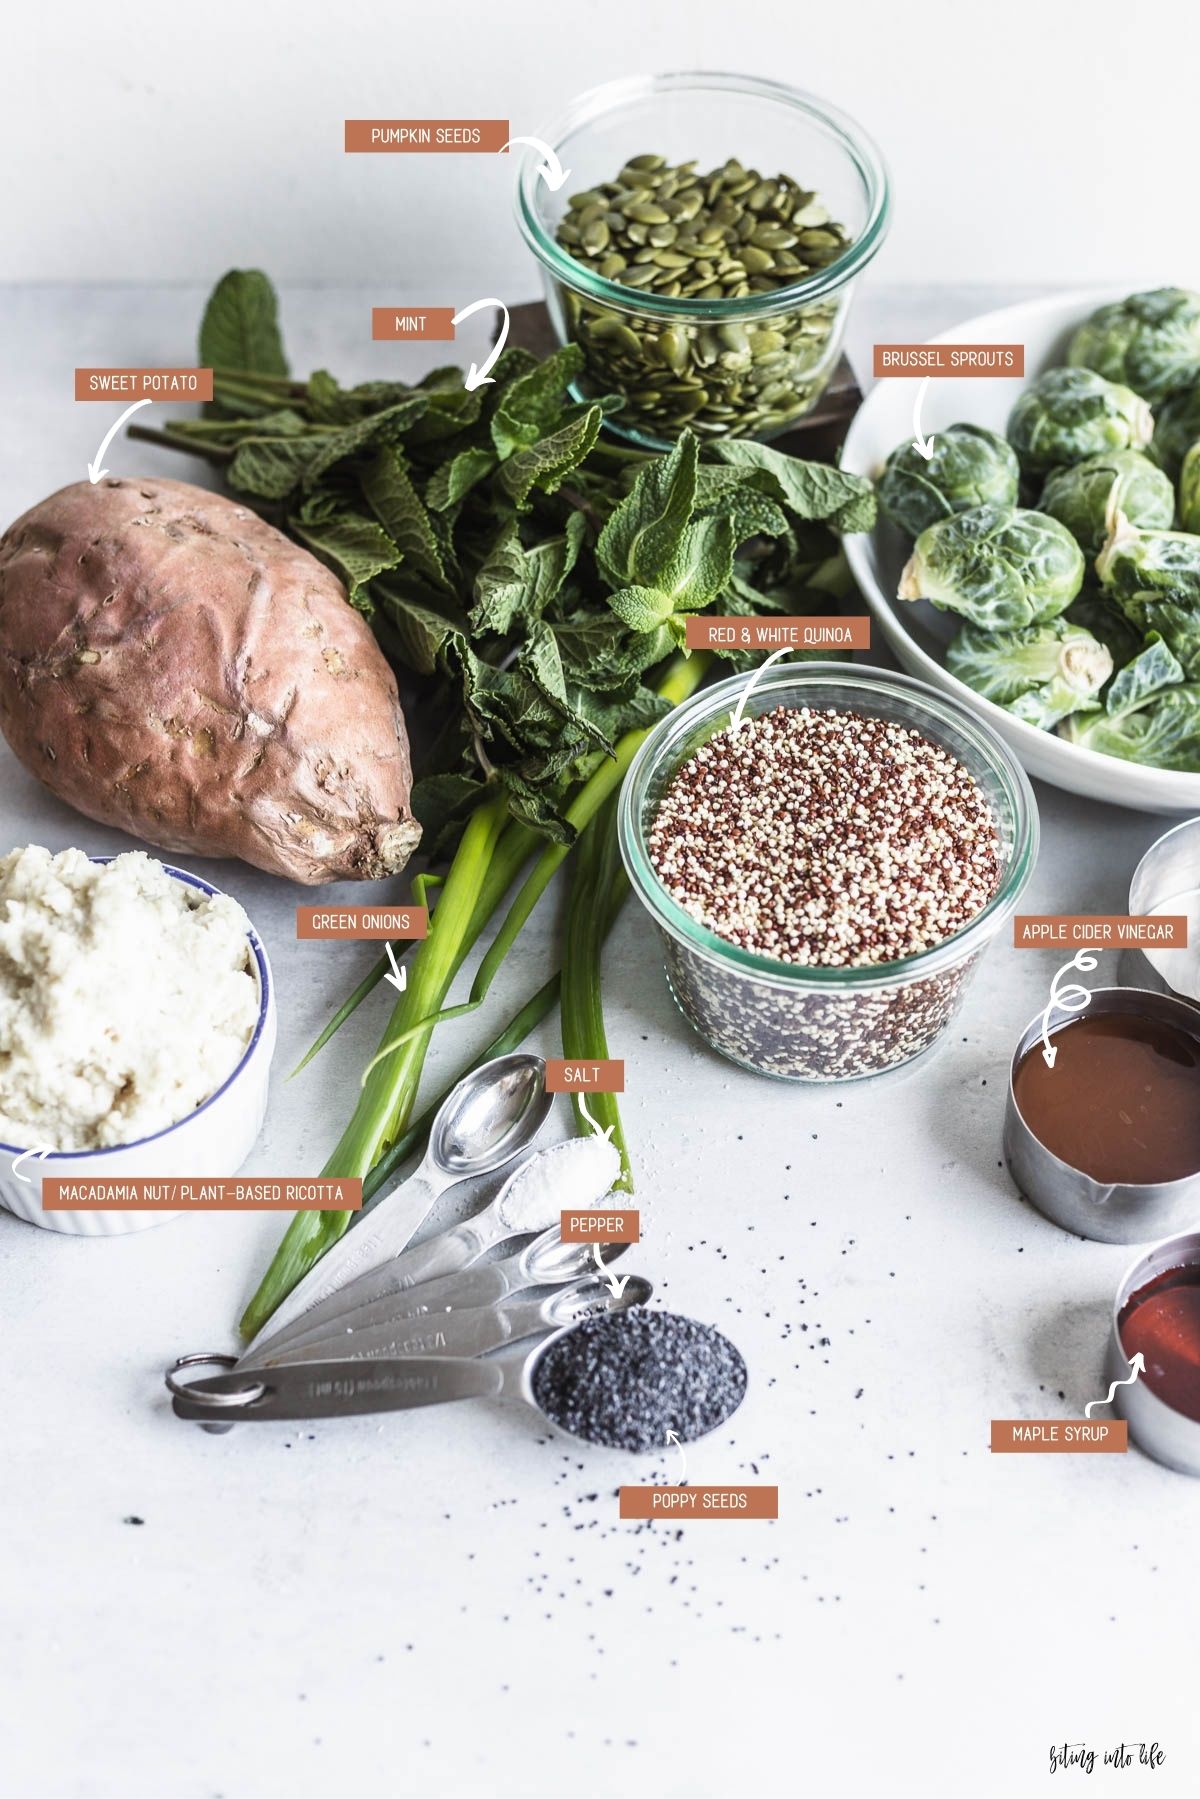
617, 665, 1038, 1083
514, 72, 890, 451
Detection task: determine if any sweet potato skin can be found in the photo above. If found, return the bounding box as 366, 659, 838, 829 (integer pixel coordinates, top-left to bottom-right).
0, 477, 421, 883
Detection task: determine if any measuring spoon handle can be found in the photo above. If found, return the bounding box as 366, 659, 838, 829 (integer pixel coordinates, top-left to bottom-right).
243, 1166, 442, 1359
171, 1355, 511, 1423
247, 1258, 525, 1367
246, 1215, 491, 1362
262, 1289, 552, 1367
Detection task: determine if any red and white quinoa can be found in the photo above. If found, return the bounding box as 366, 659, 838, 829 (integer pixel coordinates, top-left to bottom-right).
648, 706, 1001, 968
645, 705, 1003, 1081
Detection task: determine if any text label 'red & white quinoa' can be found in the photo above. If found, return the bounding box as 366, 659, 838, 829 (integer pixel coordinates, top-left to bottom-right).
647, 706, 1002, 968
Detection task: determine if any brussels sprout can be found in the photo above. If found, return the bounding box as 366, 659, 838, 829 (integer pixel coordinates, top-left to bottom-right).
1060, 647, 1200, 769
1180, 442, 1200, 535
1061, 685, 1200, 767
1067, 288, 1200, 404
1007, 368, 1152, 475
1097, 513, 1200, 602
898, 504, 1084, 629
1104, 633, 1185, 716
1065, 588, 1143, 671
877, 423, 1020, 537
1039, 449, 1174, 558
1151, 383, 1200, 479
1107, 594, 1200, 681
946, 616, 1112, 729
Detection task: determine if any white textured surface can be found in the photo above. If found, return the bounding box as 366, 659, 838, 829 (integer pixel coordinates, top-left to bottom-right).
10, 1, 1200, 293
0, 283, 1197, 1799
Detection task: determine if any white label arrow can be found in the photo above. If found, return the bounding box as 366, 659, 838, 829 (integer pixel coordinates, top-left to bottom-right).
88, 398, 152, 483
911, 376, 935, 461
577, 1094, 614, 1142
1040, 948, 1098, 1068
451, 297, 510, 391
592, 1241, 631, 1299
383, 942, 408, 994
11, 1146, 53, 1184
1084, 1352, 1145, 1418
665, 1429, 688, 1483
501, 134, 570, 193
730, 646, 793, 734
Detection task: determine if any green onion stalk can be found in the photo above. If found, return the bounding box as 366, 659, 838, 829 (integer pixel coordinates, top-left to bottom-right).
560, 791, 632, 1191
239, 652, 709, 1340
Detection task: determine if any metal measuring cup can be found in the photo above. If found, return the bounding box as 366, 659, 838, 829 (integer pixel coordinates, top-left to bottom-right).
1107, 1229, 1200, 1477
1002, 986, 1200, 1244
1120, 816, 1200, 1005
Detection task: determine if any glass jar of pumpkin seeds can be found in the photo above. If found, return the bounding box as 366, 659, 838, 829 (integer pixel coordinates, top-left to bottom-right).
515, 73, 889, 451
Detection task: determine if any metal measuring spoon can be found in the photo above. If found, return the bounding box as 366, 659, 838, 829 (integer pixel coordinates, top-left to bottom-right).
170, 1307, 648, 1426
252, 1273, 653, 1368
245, 1052, 551, 1356
253, 1134, 620, 1362
243, 1225, 618, 1366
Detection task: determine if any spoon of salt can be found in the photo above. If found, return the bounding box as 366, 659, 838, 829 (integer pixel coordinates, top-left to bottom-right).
249, 1132, 622, 1362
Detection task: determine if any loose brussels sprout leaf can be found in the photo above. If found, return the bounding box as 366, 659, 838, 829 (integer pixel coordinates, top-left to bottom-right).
1067, 288, 1200, 404
1039, 449, 1174, 559
1151, 383, 1200, 480
877, 422, 1019, 538
1097, 512, 1200, 602
898, 504, 1084, 629
1007, 367, 1153, 476
1105, 633, 1184, 718
1060, 683, 1200, 770
1181, 442, 1200, 535
946, 616, 1112, 730
1065, 587, 1143, 671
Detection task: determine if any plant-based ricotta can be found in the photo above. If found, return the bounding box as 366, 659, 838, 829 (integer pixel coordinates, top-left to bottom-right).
0, 847, 259, 1150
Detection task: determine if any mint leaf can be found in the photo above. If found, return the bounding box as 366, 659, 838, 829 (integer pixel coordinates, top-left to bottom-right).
497, 407, 603, 509
227, 435, 321, 500
199, 270, 289, 380
710, 439, 876, 532
553, 613, 674, 689
362, 448, 451, 593
652, 515, 736, 611
471, 514, 585, 634
491, 344, 585, 458
411, 771, 489, 854
292, 510, 399, 595
427, 447, 497, 512
606, 586, 676, 632
374, 583, 462, 675
597, 431, 699, 589
304, 396, 430, 486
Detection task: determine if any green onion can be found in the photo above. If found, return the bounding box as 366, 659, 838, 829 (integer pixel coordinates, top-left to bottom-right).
560, 792, 632, 1188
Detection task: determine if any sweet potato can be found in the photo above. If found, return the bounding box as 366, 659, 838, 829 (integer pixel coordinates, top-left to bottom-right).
0, 476, 421, 883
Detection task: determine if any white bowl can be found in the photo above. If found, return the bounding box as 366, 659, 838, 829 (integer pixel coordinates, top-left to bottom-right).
842, 287, 1200, 814
0, 864, 277, 1237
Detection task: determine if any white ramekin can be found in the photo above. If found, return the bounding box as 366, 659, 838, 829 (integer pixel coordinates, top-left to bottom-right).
0, 864, 277, 1237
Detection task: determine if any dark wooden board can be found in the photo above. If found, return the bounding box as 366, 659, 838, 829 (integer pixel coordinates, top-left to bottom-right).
504, 299, 863, 462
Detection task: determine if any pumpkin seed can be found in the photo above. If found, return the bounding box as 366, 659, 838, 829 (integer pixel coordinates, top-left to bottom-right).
551, 150, 853, 443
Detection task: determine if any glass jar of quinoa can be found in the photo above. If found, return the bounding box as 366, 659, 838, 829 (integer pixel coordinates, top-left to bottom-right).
618, 665, 1038, 1083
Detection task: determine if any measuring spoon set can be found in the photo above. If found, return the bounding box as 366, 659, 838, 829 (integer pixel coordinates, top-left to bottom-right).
169, 1054, 651, 1427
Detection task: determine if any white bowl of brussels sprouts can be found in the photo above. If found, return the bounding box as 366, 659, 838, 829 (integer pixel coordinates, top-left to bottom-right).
843, 287, 1200, 811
